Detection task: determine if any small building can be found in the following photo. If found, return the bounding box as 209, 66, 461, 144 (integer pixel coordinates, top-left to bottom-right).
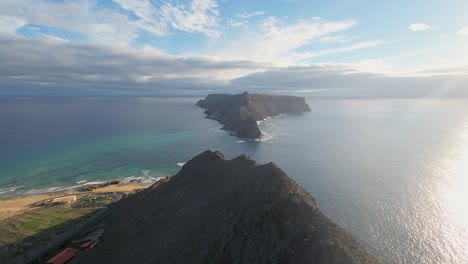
87, 229, 104, 242
51, 195, 76, 205
46, 247, 77, 264
80, 241, 93, 250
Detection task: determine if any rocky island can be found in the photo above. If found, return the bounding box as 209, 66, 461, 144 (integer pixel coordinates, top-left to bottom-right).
79, 150, 379, 264
196, 92, 311, 139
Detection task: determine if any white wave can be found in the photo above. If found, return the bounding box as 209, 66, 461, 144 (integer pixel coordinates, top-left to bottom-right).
21, 182, 105, 195
122, 170, 162, 184
236, 140, 245, 143
257, 116, 272, 125
0, 185, 24, 195
83, 181, 106, 186
121, 176, 163, 184
255, 131, 275, 142
141, 177, 163, 184
177, 162, 186, 167
1, 170, 169, 198
142, 170, 150, 178
23, 187, 57, 195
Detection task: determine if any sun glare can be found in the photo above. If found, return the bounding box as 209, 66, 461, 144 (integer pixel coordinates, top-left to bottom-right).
441, 118, 468, 260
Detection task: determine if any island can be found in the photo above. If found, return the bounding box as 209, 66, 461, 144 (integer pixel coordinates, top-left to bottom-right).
196, 92, 311, 139
78, 150, 379, 263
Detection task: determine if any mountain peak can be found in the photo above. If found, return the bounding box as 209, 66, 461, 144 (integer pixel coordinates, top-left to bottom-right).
79, 151, 380, 264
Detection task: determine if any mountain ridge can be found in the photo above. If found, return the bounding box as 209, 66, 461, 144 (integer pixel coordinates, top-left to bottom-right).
79, 150, 380, 264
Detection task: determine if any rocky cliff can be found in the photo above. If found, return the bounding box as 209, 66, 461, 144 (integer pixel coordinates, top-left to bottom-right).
196, 92, 311, 139
79, 150, 379, 264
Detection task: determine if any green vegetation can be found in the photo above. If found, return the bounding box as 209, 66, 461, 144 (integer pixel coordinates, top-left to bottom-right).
0, 206, 97, 264
75, 193, 121, 208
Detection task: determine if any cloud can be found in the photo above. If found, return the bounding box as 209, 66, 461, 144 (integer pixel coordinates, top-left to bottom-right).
227, 20, 246, 27
0, 16, 26, 34
215, 17, 359, 63
0, 0, 150, 44
231, 65, 468, 98
1, 33, 466, 98
296, 41, 383, 61
236, 11, 266, 19
458, 25, 468, 36
409, 23, 436, 31
0, 34, 267, 95
227, 10, 266, 28
319, 35, 354, 44
157, 0, 221, 37
1, 1, 381, 67
110, 0, 222, 38
0, 0, 221, 45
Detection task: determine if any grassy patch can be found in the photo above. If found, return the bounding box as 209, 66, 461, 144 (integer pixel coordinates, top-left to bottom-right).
0, 206, 97, 264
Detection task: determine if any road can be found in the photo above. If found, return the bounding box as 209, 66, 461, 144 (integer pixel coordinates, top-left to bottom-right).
17, 204, 114, 264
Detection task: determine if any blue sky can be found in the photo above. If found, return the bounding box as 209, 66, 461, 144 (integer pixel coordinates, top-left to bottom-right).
0, 0, 467, 96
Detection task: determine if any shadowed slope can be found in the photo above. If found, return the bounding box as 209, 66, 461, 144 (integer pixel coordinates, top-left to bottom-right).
79, 150, 379, 264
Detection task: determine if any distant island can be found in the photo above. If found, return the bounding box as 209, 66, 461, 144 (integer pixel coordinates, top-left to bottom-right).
79, 150, 379, 263
196, 92, 311, 139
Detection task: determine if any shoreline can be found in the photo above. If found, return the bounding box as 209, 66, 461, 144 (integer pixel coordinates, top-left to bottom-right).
0, 182, 153, 221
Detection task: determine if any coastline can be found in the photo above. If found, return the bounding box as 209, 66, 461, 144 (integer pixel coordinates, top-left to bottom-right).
0, 182, 153, 221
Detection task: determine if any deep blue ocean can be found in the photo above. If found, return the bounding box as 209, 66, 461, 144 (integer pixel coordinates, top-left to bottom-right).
1, 96, 468, 263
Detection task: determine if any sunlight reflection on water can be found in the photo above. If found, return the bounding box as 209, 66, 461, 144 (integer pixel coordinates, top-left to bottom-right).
439, 119, 468, 263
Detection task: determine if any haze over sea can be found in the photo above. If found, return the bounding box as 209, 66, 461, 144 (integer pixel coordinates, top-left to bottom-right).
1, 96, 468, 263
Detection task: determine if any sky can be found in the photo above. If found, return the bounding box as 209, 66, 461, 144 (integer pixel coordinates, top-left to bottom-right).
0, 0, 467, 97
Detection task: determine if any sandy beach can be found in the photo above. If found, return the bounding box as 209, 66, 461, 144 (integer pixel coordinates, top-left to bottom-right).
0, 183, 152, 221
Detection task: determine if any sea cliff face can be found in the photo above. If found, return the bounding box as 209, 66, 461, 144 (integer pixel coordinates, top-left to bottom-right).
80, 150, 379, 264
196, 92, 311, 139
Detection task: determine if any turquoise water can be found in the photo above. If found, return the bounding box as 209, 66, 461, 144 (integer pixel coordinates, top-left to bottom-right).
0, 97, 243, 193
1, 97, 468, 263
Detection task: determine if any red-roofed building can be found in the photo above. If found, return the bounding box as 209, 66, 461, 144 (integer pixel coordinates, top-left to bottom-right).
80, 241, 93, 249
46, 247, 77, 264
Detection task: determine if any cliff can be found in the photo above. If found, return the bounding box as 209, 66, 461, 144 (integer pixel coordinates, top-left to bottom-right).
79, 150, 379, 264
196, 92, 311, 139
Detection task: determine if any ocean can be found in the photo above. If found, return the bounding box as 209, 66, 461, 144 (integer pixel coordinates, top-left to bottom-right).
1, 96, 467, 263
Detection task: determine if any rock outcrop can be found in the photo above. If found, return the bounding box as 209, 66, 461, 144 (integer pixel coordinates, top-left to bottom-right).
79, 150, 380, 264
196, 92, 311, 139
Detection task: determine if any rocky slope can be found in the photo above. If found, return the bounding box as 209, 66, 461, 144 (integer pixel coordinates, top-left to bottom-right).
79, 150, 379, 264
196, 92, 311, 139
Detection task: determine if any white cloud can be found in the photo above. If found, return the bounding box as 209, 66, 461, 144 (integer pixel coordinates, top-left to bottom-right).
0, 0, 221, 45
216, 17, 358, 63
319, 35, 354, 44
236, 11, 266, 19
0, 16, 26, 34
113, 0, 155, 21
0, 33, 268, 85
0, 0, 150, 45
1, 34, 467, 98
227, 19, 246, 27
226, 11, 266, 28
231, 65, 468, 99
299, 41, 383, 60
350, 59, 394, 74
157, 0, 220, 37
409, 23, 436, 31
457, 25, 468, 36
